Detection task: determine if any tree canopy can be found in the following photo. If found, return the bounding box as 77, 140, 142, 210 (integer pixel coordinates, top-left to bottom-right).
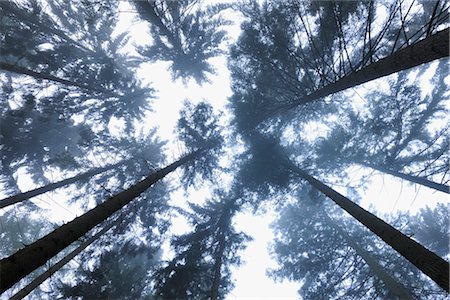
1, 0, 448, 298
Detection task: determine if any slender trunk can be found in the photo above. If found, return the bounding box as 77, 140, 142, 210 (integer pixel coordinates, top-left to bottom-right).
289, 165, 449, 292
211, 232, 225, 300
0, 149, 204, 293
360, 161, 449, 194
283, 28, 449, 111
0, 161, 125, 209
9, 221, 117, 300
321, 212, 414, 300
0, 62, 104, 93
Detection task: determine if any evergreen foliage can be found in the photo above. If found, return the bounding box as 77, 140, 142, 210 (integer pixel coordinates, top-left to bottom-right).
0, 0, 448, 298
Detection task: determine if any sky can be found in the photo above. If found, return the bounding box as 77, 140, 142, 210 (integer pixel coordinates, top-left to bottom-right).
1, 1, 448, 299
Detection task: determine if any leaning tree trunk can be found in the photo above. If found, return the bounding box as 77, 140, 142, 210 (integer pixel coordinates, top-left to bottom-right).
0, 149, 204, 293
9, 220, 117, 300
360, 161, 449, 194
0, 62, 104, 93
288, 164, 449, 292
321, 212, 414, 300
282, 28, 449, 111
0, 161, 126, 209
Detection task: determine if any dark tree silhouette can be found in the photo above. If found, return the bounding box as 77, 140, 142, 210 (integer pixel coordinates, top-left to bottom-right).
133, 0, 230, 84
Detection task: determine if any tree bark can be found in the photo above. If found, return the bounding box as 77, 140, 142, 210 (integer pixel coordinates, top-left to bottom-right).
0, 161, 125, 209
9, 221, 117, 300
211, 232, 225, 300
289, 165, 449, 292
0, 149, 204, 293
283, 28, 449, 110
360, 161, 449, 194
322, 212, 415, 300
0, 62, 104, 93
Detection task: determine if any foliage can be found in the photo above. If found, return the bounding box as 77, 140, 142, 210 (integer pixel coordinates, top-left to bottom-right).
176, 101, 224, 188
1, 0, 449, 298
57, 241, 160, 300
134, 0, 231, 84
154, 193, 250, 299
269, 187, 448, 299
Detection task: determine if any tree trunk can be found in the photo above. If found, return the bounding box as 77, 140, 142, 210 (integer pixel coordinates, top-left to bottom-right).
321, 212, 414, 300
211, 232, 225, 300
0, 149, 204, 293
289, 165, 449, 292
0, 62, 104, 93
283, 28, 449, 110
360, 161, 449, 194
9, 221, 117, 300
0, 161, 126, 209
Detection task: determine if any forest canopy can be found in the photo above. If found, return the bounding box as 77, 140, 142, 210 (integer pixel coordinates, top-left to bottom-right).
0, 0, 449, 299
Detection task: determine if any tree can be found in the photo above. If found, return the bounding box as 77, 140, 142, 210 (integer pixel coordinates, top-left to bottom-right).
0, 0, 154, 197
1, 100, 224, 292
230, 1, 449, 126
9, 220, 117, 300
133, 0, 230, 84
176, 101, 224, 188
270, 187, 447, 299
0, 160, 126, 208
56, 241, 160, 299
154, 192, 249, 299
405, 203, 449, 258
312, 64, 449, 193
0, 149, 203, 292
237, 134, 448, 291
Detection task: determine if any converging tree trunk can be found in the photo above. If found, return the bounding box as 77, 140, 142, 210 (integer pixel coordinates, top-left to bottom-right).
0, 149, 204, 293
288, 164, 449, 292
0, 161, 126, 209
9, 220, 117, 300
321, 212, 414, 300
360, 161, 449, 194
0, 62, 104, 93
282, 28, 449, 111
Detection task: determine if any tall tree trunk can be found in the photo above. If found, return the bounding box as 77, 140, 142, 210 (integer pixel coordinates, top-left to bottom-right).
0, 62, 104, 93
321, 212, 414, 300
360, 161, 449, 194
0, 149, 204, 293
288, 164, 449, 292
0, 161, 126, 209
9, 220, 117, 300
211, 232, 225, 300
283, 28, 449, 110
